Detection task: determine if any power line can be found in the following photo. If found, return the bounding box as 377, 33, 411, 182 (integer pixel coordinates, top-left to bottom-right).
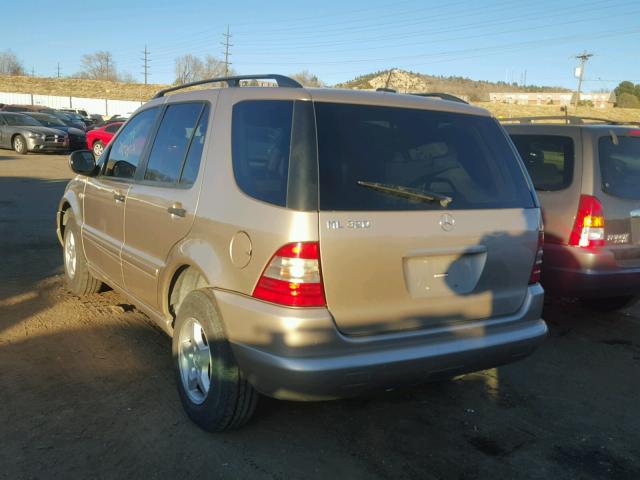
221, 26, 232, 76
141, 45, 151, 84
573, 50, 594, 109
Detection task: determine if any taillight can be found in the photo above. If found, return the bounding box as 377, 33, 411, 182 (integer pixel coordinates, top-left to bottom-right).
252, 242, 326, 307
629, 129, 640, 136
568, 195, 605, 248
529, 230, 544, 285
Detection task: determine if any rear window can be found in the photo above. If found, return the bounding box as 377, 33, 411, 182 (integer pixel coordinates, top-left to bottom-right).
599, 135, 640, 199
510, 135, 574, 191
315, 103, 534, 211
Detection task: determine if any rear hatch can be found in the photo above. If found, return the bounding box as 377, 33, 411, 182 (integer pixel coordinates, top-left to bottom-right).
314, 102, 540, 335
598, 131, 640, 266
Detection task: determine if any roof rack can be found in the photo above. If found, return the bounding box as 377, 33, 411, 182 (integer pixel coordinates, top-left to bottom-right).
499, 115, 640, 126
411, 92, 469, 104
153, 74, 303, 98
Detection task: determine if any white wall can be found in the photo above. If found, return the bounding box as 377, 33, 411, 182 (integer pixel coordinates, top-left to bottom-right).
0, 91, 143, 116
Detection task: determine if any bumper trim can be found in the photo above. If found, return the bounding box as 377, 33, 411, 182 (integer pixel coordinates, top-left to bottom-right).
216, 285, 547, 401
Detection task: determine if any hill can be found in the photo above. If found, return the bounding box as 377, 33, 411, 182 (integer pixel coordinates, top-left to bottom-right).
0, 75, 167, 101
336, 69, 570, 101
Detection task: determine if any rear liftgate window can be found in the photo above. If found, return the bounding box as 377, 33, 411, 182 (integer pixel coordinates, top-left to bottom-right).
232, 100, 317, 210
599, 135, 640, 200
510, 135, 574, 191
314, 103, 535, 211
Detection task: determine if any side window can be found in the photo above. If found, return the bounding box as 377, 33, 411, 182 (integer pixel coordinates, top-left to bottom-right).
143, 103, 205, 184
105, 124, 120, 134
232, 100, 293, 206
510, 134, 574, 191
103, 107, 158, 179
180, 104, 210, 185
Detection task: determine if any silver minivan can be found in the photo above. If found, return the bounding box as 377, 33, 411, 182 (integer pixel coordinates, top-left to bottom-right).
58, 75, 547, 431
506, 119, 640, 310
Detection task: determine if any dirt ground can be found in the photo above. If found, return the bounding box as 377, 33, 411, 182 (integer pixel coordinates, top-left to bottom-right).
1, 152, 639, 480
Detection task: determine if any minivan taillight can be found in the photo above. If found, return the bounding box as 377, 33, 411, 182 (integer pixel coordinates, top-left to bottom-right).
568, 195, 605, 248
252, 242, 326, 307
529, 230, 544, 284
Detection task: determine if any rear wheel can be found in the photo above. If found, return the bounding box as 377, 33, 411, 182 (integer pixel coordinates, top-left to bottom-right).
63, 212, 103, 295
580, 295, 638, 312
92, 140, 104, 157
13, 135, 28, 155
173, 289, 258, 432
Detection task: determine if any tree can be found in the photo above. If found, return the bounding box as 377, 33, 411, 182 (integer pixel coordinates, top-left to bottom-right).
290, 70, 324, 87
174, 54, 232, 85
616, 92, 640, 109
77, 51, 117, 81
174, 54, 203, 85
0, 50, 25, 76
614, 81, 636, 98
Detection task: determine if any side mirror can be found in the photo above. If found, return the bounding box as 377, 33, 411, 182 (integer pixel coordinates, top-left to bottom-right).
69, 150, 97, 176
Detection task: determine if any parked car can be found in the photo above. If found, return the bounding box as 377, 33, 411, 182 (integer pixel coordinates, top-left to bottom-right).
60, 109, 94, 129
505, 118, 640, 310
0, 112, 68, 154
48, 110, 87, 131
0, 104, 55, 113
86, 122, 122, 156
57, 74, 546, 432
24, 112, 87, 151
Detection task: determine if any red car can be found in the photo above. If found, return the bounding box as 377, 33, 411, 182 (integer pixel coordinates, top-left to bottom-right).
86, 122, 123, 157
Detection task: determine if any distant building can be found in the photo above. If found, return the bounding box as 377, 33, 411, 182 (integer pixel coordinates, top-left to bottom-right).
489, 91, 615, 108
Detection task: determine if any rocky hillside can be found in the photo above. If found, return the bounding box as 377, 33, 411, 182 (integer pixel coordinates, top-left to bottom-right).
337, 69, 569, 101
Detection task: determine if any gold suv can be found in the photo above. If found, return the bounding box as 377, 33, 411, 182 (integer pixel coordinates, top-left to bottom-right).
57, 75, 547, 432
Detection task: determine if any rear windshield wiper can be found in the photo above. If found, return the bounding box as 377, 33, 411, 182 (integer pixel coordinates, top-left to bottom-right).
357, 181, 453, 207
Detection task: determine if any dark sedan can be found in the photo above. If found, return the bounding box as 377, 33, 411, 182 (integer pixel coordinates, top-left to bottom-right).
24, 113, 87, 151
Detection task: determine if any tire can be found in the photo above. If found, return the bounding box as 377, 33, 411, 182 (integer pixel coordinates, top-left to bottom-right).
580, 295, 639, 312
92, 140, 104, 157
172, 289, 258, 432
63, 211, 102, 296
13, 135, 28, 155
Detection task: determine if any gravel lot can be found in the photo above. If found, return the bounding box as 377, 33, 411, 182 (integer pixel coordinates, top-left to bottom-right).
1, 151, 639, 479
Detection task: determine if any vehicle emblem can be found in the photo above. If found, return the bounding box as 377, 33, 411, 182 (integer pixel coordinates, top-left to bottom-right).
439, 213, 455, 232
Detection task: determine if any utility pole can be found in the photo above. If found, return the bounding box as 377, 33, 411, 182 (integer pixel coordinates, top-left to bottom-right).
141, 45, 150, 85
573, 51, 593, 109
105, 56, 110, 81
221, 25, 232, 76
57, 63, 61, 78
31, 66, 35, 77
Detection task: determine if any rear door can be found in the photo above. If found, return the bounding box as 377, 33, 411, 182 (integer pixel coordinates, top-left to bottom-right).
314, 103, 540, 335
596, 130, 640, 266
122, 100, 212, 309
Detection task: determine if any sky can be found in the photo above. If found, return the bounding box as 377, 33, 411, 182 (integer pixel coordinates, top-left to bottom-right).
6, 0, 640, 90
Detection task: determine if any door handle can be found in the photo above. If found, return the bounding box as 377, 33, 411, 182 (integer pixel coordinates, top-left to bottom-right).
113, 192, 125, 203
168, 203, 186, 217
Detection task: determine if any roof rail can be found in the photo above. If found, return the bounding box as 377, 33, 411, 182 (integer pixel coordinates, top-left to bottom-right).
153, 74, 303, 98
499, 115, 640, 126
411, 92, 468, 104
376, 87, 397, 93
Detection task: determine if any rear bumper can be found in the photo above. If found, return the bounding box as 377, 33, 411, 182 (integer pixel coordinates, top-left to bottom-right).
215, 285, 547, 401
542, 243, 640, 297
542, 265, 640, 297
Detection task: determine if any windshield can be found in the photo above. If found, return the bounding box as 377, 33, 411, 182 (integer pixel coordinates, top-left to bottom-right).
599, 135, 640, 200
31, 115, 65, 127
2, 113, 42, 127
315, 102, 535, 211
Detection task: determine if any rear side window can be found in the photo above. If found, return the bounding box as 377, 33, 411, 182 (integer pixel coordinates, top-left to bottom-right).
315, 103, 534, 211
510, 135, 574, 191
144, 102, 206, 184
599, 135, 640, 199
105, 124, 120, 134
232, 100, 318, 209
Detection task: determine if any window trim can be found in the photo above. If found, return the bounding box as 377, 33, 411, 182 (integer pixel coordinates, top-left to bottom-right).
134, 100, 211, 189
